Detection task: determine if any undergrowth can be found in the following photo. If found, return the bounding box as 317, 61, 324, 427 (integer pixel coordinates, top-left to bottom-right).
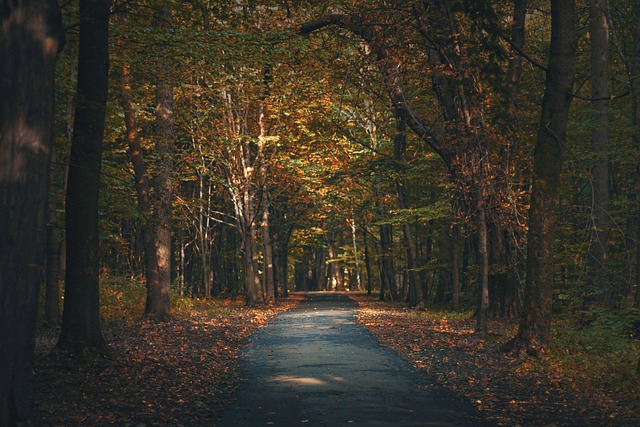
550, 308, 640, 398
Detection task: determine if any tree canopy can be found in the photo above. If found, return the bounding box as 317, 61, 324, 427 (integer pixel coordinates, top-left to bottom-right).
2, 0, 640, 424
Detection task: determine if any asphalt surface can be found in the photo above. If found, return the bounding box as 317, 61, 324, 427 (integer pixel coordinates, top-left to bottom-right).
216, 292, 491, 426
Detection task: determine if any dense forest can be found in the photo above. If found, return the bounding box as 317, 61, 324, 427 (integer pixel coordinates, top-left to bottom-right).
2, 0, 640, 424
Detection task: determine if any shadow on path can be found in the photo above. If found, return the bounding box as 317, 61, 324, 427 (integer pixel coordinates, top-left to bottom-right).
217, 292, 491, 426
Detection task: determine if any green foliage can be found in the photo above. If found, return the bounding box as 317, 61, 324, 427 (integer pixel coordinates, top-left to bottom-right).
551, 308, 640, 391
99, 277, 146, 321
171, 292, 237, 317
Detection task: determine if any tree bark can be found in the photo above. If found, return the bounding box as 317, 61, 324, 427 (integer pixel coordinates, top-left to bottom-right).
314, 244, 327, 291
0, 0, 64, 422
58, 0, 110, 355
632, 1, 640, 309
452, 222, 460, 311
504, 0, 577, 355
506, 0, 528, 123
363, 226, 374, 295
261, 190, 276, 301
476, 188, 490, 333
45, 144, 62, 324
146, 7, 174, 320
586, 0, 611, 307
120, 58, 162, 308
394, 119, 425, 309
378, 218, 397, 301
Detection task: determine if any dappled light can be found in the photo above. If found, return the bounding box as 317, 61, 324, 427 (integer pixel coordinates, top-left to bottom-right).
3, 0, 640, 426
268, 375, 335, 386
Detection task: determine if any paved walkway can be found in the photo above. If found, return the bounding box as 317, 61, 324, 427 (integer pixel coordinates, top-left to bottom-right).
217, 292, 490, 426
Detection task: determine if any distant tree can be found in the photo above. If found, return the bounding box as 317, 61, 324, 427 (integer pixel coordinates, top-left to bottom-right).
0, 0, 65, 422
57, 0, 111, 354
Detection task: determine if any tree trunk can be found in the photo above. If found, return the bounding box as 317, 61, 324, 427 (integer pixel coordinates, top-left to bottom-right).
363, 226, 374, 295
274, 238, 289, 297
58, 0, 110, 355
377, 203, 397, 301
120, 58, 162, 308
631, 1, 640, 309
261, 190, 276, 301
394, 119, 425, 309
146, 7, 174, 320
0, 1, 64, 422
504, 0, 577, 355
350, 219, 362, 290
476, 188, 490, 333
314, 245, 327, 291
507, 0, 527, 123
45, 145, 62, 324
452, 222, 460, 311
586, 0, 611, 307
242, 221, 262, 304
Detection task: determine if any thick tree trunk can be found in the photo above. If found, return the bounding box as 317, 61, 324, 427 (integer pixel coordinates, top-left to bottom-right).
586, 0, 611, 307
58, 0, 110, 354
146, 7, 174, 320
0, 1, 64, 422
504, 0, 576, 355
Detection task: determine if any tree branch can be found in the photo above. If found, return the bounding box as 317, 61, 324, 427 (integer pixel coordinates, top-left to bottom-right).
299, 13, 451, 167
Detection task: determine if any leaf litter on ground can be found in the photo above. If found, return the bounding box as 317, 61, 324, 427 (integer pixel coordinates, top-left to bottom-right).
32, 295, 302, 427
351, 294, 639, 427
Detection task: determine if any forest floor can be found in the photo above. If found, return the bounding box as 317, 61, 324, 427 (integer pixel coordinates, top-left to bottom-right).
31, 295, 303, 426
352, 294, 640, 426
32, 292, 639, 426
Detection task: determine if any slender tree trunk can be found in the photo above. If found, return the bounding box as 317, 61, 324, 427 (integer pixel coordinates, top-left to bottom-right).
45, 145, 61, 324
378, 206, 397, 301
631, 1, 640, 309
327, 237, 341, 291
58, 0, 110, 354
120, 59, 162, 307
350, 219, 362, 290
274, 237, 290, 297
504, 0, 577, 355
476, 188, 490, 333
507, 0, 527, 123
261, 190, 276, 301
394, 119, 425, 309
363, 226, 373, 295
146, 7, 174, 320
452, 222, 460, 311
315, 244, 327, 291
586, 0, 611, 307
242, 221, 262, 304
0, 1, 64, 422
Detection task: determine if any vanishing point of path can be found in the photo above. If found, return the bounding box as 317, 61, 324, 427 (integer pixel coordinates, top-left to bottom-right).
217, 292, 491, 427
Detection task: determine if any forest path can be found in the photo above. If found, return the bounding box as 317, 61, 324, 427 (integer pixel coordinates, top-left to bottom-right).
216, 292, 491, 426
